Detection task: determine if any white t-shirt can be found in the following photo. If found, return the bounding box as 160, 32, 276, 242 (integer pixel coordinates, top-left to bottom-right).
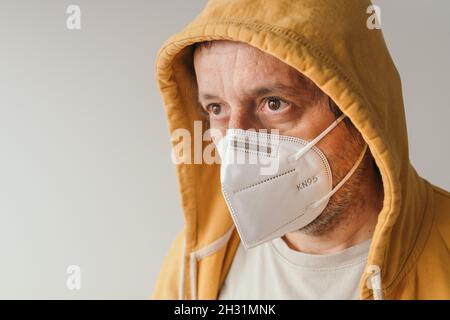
219, 237, 371, 300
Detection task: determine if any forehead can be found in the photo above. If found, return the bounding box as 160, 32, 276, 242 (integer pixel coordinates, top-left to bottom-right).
193, 41, 302, 83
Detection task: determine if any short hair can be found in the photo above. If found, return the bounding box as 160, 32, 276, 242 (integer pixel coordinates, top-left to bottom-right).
193, 40, 214, 52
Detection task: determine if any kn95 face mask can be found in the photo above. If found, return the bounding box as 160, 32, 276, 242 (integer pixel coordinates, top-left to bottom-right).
216, 114, 368, 249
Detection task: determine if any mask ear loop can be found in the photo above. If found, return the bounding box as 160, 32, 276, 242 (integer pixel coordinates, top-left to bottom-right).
288, 113, 347, 163
310, 143, 368, 209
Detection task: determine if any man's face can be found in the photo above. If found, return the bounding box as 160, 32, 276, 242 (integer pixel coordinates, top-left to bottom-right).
193, 40, 368, 236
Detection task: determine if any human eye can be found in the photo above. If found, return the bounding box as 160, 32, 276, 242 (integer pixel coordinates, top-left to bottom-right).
205, 103, 223, 115
261, 97, 291, 114
203, 103, 231, 120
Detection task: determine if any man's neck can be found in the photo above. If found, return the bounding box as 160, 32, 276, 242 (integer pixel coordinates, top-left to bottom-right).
282, 209, 379, 255
282, 163, 383, 255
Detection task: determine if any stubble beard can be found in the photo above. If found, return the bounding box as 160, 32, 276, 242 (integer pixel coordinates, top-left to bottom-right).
298, 144, 369, 237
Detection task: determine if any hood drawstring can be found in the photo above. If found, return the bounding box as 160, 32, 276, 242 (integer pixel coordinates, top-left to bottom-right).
181, 232, 384, 300
179, 226, 235, 300
366, 265, 384, 300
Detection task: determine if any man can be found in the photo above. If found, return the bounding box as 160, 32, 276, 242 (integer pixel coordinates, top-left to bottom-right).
153, 0, 450, 300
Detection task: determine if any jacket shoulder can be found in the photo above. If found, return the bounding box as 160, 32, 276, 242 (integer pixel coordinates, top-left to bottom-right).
432, 185, 450, 250
390, 185, 450, 299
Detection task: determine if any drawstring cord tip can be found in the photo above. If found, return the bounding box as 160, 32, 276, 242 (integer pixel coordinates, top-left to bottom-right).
366, 264, 384, 300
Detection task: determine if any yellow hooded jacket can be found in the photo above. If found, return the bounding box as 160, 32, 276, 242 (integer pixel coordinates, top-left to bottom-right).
153, 0, 450, 300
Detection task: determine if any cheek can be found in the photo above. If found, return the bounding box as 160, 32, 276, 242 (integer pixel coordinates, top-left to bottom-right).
277, 105, 335, 139
208, 119, 228, 140
209, 118, 228, 132
269, 118, 303, 135
318, 126, 363, 181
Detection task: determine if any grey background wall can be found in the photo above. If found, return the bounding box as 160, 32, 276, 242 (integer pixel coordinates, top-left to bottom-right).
0, 0, 448, 299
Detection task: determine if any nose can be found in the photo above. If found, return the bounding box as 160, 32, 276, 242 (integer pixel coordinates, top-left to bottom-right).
228, 109, 260, 131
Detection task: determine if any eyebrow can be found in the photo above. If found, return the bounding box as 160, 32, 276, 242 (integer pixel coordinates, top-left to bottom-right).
198, 83, 299, 104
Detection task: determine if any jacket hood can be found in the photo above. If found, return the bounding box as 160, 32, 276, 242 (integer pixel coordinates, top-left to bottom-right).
155, 0, 436, 299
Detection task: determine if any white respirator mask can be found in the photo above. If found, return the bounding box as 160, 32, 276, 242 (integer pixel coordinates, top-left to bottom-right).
216, 114, 367, 249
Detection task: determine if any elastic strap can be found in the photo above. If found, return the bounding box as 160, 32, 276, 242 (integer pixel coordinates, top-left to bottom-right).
289, 113, 346, 162
311, 143, 368, 209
